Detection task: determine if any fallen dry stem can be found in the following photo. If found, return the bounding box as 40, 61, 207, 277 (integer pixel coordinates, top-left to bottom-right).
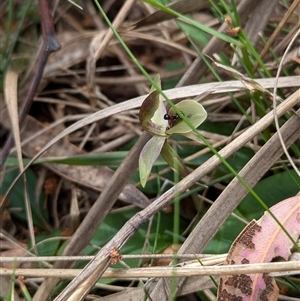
1, 261, 299, 279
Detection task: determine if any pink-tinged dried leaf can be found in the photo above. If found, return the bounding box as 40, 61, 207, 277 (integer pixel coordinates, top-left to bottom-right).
218, 195, 300, 301
139, 135, 165, 187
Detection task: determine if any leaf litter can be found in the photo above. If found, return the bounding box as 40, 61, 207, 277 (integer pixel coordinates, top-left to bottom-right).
0, 1, 299, 300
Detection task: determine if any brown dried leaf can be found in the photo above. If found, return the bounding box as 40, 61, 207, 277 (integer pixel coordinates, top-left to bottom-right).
211, 59, 283, 101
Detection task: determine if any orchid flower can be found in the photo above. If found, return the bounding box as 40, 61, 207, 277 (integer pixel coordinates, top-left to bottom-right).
139, 75, 207, 187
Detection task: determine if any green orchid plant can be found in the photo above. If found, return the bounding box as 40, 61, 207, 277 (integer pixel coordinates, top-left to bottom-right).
139, 75, 207, 187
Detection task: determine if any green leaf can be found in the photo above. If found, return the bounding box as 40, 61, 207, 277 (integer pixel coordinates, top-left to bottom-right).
5, 152, 128, 168
177, 20, 209, 46
38, 151, 128, 167
149, 73, 161, 93
204, 214, 245, 254
189, 147, 254, 181
86, 207, 188, 268
142, 0, 242, 46
2, 168, 49, 230
180, 131, 205, 144
166, 99, 207, 135
29, 229, 61, 256
139, 135, 165, 187
139, 90, 160, 127
160, 140, 189, 177
238, 170, 300, 220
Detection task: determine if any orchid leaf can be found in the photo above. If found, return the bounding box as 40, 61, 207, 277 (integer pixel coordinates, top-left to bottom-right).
160, 140, 189, 177
149, 73, 161, 93
138, 75, 208, 187
166, 99, 207, 135
151, 93, 168, 127
180, 131, 205, 144
139, 135, 165, 187
139, 90, 160, 128
148, 74, 168, 129
139, 90, 168, 136
139, 74, 168, 137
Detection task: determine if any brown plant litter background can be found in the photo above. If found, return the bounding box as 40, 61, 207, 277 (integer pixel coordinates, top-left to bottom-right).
0, 1, 299, 300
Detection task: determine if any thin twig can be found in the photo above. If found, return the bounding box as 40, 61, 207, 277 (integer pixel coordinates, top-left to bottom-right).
1, 261, 298, 279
